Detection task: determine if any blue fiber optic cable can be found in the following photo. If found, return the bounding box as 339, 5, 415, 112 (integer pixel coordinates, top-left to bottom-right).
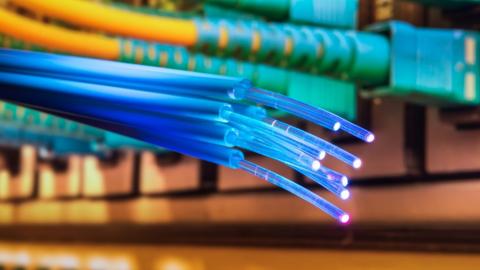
239, 160, 350, 223
226, 111, 327, 163
231, 112, 328, 160
251, 125, 327, 160
246, 87, 375, 142
289, 163, 350, 200
0, 49, 374, 141
0, 72, 232, 122
230, 103, 267, 119
11, 98, 237, 148
261, 117, 362, 168
237, 133, 322, 172
318, 166, 350, 187
245, 87, 342, 131
0, 49, 249, 100
227, 113, 323, 171
36, 108, 246, 169
236, 134, 346, 191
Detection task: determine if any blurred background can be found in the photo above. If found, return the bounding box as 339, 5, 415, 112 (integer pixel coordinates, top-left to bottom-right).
0, 0, 480, 269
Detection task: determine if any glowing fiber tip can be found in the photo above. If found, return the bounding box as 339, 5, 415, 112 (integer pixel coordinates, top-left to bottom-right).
353, 158, 362, 169
340, 214, 350, 224
366, 134, 375, 143
340, 190, 350, 200
341, 176, 349, 187
311, 160, 321, 171
333, 122, 341, 131
318, 150, 326, 160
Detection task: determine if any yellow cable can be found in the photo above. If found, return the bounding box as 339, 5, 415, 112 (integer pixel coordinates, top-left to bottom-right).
9, 0, 198, 46
0, 8, 120, 59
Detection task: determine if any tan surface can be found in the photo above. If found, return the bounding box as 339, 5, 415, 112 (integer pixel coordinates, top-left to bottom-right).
0, 242, 479, 270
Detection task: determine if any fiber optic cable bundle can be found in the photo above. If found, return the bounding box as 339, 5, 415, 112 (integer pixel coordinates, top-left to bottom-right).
0, 48, 374, 223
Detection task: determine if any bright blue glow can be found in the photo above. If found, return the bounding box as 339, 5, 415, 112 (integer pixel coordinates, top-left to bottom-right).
338, 119, 376, 143
340, 214, 350, 224
340, 190, 350, 200
341, 176, 349, 187
333, 122, 341, 131
318, 150, 326, 160
366, 134, 375, 143
312, 160, 321, 171
353, 158, 362, 169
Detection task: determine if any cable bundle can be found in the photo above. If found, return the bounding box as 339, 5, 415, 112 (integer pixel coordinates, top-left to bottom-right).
2, 0, 390, 83
0, 48, 373, 223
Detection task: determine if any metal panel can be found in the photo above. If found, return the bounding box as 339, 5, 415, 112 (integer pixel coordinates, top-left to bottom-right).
0, 146, 37, 201
426, 107, 480, 173
82, 150, 136, 198
38, 155, 83, 199
139, 152, 200, 195
2, 177, 480, 225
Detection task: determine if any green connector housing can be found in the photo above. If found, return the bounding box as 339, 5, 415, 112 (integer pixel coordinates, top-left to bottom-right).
195, 19, 390, 84
290, 0, 358, 29
111, 2, 198, 18
203, 4, 264, 20
288, 72, 357, 120
368, 21, 479, 106
206, 0, 289, 19
206, 0, 358, 28
102, 132, 160, 151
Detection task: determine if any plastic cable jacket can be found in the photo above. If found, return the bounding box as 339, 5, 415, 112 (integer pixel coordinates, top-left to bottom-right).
0, 71, 231, 121
33, 107, 244, 169
10, 0, 198, 46
239, 160, 346, 221
0, 89, 234, 147
0, 8, 119, 59
0, 48, 249, 100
